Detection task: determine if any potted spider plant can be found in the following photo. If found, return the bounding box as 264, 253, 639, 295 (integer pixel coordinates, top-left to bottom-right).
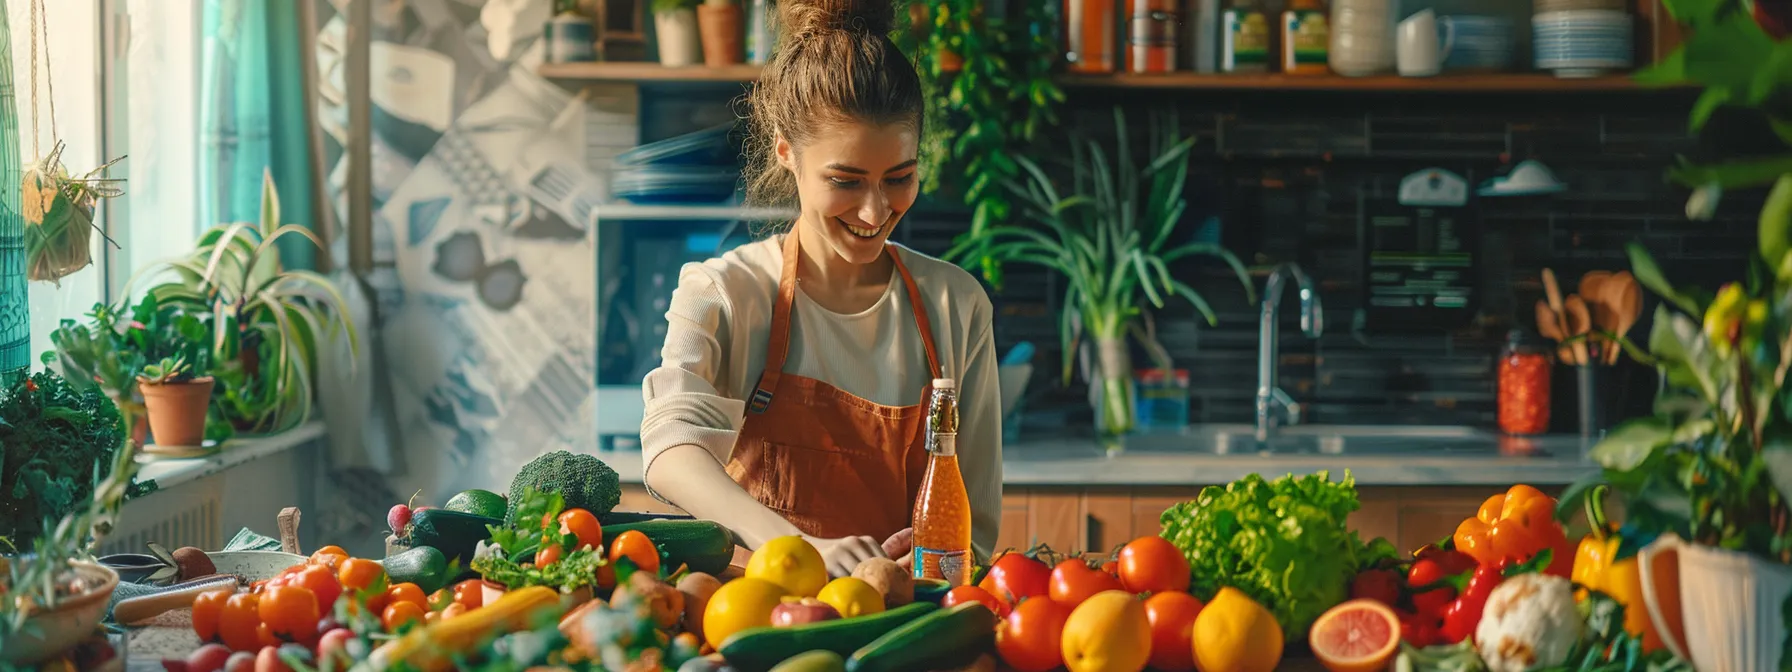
947, 108, 1254, 445
137, 355, 213, 449
127, 169, 357, 435
21, 142, 124, 286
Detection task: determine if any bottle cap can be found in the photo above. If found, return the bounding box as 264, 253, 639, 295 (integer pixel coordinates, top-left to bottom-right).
932, 378, 956, 390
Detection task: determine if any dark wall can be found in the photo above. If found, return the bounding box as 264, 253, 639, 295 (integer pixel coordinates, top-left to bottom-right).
638, 86, 1752, 435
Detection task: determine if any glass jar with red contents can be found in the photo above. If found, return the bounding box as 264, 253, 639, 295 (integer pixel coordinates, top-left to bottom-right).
1498, 329, 1552, 435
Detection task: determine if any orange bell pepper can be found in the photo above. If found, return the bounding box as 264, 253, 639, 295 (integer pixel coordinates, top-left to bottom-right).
1453, 483, 1572, 577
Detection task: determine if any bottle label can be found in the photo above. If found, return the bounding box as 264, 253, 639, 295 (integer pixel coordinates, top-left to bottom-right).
912, 546, 970, 585
1223, 10, 1269, 70
1283, 10, 1328, 66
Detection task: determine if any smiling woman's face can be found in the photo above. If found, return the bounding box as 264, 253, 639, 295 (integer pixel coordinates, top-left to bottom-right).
777, 120, 921, 268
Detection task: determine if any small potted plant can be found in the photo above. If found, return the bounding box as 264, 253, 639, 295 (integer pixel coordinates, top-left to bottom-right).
697, 0, 743, 66
136, 355, 214, 449
47, 302, 148, 446
653, 0, 702, 67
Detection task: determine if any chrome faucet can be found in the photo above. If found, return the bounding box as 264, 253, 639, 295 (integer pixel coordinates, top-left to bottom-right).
1257, 263, 1324, 443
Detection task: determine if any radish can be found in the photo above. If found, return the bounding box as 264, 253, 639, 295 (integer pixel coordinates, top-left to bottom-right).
387, 504, 412, 534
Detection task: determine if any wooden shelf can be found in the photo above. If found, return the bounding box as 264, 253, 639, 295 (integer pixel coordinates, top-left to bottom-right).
540, 62, 1677, 92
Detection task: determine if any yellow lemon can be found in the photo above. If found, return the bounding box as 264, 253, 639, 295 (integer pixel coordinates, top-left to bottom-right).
702, 577, 787, 649
817, 577, 885, 619
746, 536, 828, 598
1060, 590, 1151, 672
1193, 587, 1283, 672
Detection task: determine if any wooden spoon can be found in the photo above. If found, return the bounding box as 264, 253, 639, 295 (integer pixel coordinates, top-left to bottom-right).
1536, 299, 1570, 362
1608, 272, 1643, 364
1581, 271, 1614, 361
1565, 294, 1593, 366
1543, 269, 1587, 365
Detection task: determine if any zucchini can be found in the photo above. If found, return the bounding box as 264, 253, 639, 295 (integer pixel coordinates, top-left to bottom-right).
383, 546, 450, 593
405, 508, 499, 564
603, 519, 734, 575
718, 602, 938, 672
845, 602, 998, 672
768, 651, 846, 672
599, 510, 694, 526
359, 585, 563, 672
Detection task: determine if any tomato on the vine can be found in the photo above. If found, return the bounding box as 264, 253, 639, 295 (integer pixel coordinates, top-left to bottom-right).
534, 544, 563, 568
219, 593, 263, 651
259, 585, 320, 641
190, 589, 231, 642
995, 596, 1071, 672
979, 552, 1050, 605
557, 509, 603, 551
1048, 559, 1121, 607
1117, 536, 1191, 594
941, 585, 1008, 617
287, 565, 342, 612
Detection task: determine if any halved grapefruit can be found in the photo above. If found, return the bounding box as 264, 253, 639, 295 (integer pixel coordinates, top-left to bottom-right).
1310, 598, 1402, 672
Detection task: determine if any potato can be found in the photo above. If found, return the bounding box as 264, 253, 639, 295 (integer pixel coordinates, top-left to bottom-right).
676, 572, 723, 635
850, 557, 912, 607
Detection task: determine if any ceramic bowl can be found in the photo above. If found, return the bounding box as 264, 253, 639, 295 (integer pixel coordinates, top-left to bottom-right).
206, 550, 309, 580
0, 561, 120, 666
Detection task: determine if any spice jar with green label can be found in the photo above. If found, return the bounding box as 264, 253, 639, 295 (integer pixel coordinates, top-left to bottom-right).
1281, 0, 1329, 74
1221, 0, 1269, 72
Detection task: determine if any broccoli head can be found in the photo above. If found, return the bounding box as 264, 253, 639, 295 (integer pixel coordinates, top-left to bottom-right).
506, 450, 622, 524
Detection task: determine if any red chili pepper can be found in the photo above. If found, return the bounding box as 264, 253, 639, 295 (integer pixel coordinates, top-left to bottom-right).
1439, 562, 1504, 644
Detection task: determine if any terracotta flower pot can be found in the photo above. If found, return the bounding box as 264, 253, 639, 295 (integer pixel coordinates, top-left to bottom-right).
698, 3, 745, 66
139, 376, 215, 448
110, 394, 147, 447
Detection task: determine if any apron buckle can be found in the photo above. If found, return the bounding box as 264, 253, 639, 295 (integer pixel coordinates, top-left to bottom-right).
748, 387, 774, 414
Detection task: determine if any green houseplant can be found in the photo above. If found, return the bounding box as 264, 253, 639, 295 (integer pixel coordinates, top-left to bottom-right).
45, 302, 148, 445
947, 108, 1254, 442
0, 370, 128, 553
126, 170, 356, 435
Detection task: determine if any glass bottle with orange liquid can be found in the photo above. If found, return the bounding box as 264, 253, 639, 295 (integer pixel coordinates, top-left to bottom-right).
911, 378, 973, 585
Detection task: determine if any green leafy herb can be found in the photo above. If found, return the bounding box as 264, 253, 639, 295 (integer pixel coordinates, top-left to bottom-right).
0, 370, 131, 549
1158, 470, 1364, 638
1528, 592, 1694, 672
486, 487, 567, 559
470, 549, 606, 592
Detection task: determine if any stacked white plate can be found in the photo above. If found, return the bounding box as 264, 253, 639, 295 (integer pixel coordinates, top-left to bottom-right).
1533, 9, 1633, 77
1329, 0, 1396, 76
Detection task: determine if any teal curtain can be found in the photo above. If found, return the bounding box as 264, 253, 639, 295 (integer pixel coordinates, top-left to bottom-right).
200, 0, 315, 270
0, 0, 27, 383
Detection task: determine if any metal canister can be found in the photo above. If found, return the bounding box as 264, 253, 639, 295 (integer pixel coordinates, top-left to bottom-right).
545, 11, 598, 64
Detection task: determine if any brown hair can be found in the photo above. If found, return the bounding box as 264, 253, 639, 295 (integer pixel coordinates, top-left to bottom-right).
742, 0, 924, 208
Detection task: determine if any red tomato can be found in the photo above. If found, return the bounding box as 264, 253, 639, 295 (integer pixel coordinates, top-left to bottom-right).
557, 509, 603, 551
219, 593, 263, 652
1144, 591, 1205, 671
286, 565, 342, 612
1048, 559, 1122, 607
258, 586, 320, 641
996, 596, 1072, 672
336, 558, 386, 595
191, 589, 231, 642
941, 585, 1007, 617
978, 552, 1051, 605
609, 530, 661, 577
315, 629, 355, 669
1117, 536, 1191, 594
451, 579, 484, 609
534, 544, 563, 568
386, 583, 427, 610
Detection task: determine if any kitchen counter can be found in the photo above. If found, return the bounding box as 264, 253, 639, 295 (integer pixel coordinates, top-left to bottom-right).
599, 425, 1600, 487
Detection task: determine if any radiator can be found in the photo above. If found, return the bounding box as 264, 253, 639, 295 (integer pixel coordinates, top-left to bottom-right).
97, 474, 224, 555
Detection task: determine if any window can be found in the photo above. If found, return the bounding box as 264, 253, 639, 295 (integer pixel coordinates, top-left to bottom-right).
18, 0, 200, 368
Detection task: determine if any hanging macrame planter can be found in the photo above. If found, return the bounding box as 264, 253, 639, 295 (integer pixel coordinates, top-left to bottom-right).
20, 0, 122, 286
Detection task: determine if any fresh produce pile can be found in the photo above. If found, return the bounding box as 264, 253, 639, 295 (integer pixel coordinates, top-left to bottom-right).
146, 454, 1710, 672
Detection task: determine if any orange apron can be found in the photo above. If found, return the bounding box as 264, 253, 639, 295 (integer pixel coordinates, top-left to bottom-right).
724, 232, 942, 543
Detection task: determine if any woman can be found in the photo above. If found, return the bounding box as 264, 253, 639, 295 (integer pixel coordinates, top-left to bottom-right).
639, 0, 1002, 577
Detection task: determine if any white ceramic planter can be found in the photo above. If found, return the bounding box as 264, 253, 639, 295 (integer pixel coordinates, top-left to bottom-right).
1639, 534, 1792, 672
655, 9, 702, 67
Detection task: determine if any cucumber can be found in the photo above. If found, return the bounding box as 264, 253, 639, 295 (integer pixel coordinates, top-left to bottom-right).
768, 651, 845, 672
598, 510, 694, 526
404, 508, 499, 564
383, 546, 449, 593
845, 603, 998, 672
718, 603, 938, 672
602, 519, 734, 575
444, 489, 507, 519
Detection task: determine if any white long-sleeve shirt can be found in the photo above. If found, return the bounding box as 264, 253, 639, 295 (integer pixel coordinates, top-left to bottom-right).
640, 235, 1003, 559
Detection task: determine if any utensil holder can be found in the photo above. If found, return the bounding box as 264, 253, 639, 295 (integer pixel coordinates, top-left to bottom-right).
1577, 364, 1605, 438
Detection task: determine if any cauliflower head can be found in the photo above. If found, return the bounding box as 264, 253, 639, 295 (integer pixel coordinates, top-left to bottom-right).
1475, 573, 1582, 672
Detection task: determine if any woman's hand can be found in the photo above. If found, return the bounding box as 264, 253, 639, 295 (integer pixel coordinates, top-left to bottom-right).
804, 535, 887, 577
882, 528, 914, 570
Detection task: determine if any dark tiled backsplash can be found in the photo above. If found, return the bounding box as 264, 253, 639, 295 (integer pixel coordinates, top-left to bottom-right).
888, 90, 1753, 432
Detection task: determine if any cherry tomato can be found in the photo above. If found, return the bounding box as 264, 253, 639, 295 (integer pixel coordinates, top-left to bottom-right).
364, 591, 391, 617
557, 509, 603, 551
1349, 568, 1402, 609
336, 558, 386, 595
381, 601, 426, 631
220, 593, 263, 652
386, 583, 427, 610
191, 589, 231, 642
609, 530, 661, 576
978, 552, 1051, 606
258, 585, 320, 641
995, 595, 1071, 672
286, 565, 342, 613
941, 585, 1007, 617
254, 645, 292, 672
534, 544, 563, 568
451, 579, 484, 609
1047, 559, 1122, 607
1117, 536, 1192, 594
1144, 591, 1205, 671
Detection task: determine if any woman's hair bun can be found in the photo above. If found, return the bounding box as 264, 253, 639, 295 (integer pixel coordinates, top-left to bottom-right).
779, 0, 897, 38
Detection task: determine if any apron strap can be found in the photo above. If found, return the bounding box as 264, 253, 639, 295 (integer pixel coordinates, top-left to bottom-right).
748, 232, 945, 413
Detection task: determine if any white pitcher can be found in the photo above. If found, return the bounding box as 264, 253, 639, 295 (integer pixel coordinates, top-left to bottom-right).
1638, 534, 1792, 671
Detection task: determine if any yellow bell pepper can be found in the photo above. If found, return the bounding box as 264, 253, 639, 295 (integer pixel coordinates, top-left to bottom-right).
1571, 485, 1664, 653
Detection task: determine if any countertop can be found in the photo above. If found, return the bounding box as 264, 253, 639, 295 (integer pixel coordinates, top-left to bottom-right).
600, 426, 1601, 488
